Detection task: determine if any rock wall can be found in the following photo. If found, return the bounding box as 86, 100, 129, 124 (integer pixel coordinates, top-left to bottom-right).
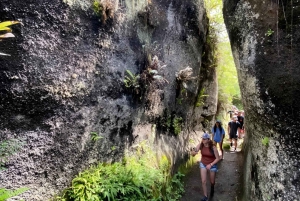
0, 0, 217, 199
223, 0, 300, 200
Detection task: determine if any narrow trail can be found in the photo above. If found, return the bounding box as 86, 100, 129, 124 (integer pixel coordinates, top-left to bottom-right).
181, 140, 244, 201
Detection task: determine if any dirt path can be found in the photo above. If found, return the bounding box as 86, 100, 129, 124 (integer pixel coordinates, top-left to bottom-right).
181, 141, 244, 201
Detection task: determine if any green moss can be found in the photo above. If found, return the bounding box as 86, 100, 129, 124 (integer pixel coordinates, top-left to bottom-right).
173, 117, 183, 136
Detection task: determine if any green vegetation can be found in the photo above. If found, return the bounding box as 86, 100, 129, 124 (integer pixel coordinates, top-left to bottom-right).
90, 132, 103, 142
124, 69, 140, 93
124, 56, 168, 101
222, 142, 230, 150
0, 139, 24, 170
55, 142, 184, 201
173, 116, 183, 136
92, 0, 114, 24
204, 0, 241, 112
265, 28, 274, 37
262, 137, 269, 147
195, 88, 209, 107
0, 20, 20, 56
0, 187, 29, 201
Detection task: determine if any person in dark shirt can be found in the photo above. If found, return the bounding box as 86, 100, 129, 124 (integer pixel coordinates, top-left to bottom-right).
227, 116, 241, 151
237, 111, 244, 129
237, 111, 245, 137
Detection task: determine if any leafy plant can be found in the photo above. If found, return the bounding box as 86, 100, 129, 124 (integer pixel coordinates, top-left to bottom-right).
173, 116, 183, 136
0, 139, 24, 170
265, 28, 274, 37
140, 55, 168, 86
124, 69, 140, 94
0, 20, 20, 56
0, 187, 29, 201
262, 137, 269, 147
195, 88, 209, 107
55, 143, 185, 201
90, 132, 103, 142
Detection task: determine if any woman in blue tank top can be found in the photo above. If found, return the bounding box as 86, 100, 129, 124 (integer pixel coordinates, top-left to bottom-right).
211, 120, 225, 159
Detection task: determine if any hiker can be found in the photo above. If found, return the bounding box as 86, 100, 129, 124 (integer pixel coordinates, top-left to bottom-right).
228, 116, 242, 151
191, 133, 221, 201
237, 111, 245, 137
211, 120, 225, 159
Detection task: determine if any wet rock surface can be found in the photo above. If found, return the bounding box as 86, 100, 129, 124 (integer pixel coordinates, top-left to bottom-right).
0, 0, 216, 199
223, 0, 300, 200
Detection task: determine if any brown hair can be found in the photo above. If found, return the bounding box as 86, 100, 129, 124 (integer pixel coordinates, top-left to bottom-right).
199, 139, 214, 150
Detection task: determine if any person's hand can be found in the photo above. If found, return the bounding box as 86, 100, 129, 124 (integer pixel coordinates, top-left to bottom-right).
206, 164, 212, 170
190, 147, 198, 156
190, 150, 198, 156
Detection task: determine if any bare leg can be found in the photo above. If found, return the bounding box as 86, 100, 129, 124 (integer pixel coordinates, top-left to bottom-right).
209, 171, 216, 196
209, 171, 216, 185
200, 167, 208, 197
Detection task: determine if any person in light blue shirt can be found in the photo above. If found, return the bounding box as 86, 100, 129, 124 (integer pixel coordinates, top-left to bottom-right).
211, 120, 225, 159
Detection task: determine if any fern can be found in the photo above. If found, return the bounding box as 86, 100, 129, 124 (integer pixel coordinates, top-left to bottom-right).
56, 144, 185, 201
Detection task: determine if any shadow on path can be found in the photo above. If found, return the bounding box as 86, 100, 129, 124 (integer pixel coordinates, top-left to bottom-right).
181, 148, 244, 201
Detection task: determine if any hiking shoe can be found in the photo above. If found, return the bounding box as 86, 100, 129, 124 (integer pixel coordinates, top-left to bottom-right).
201, 196, 208, 201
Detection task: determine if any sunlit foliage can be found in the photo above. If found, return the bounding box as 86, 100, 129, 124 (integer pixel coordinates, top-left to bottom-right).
204, 0, 241, 110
